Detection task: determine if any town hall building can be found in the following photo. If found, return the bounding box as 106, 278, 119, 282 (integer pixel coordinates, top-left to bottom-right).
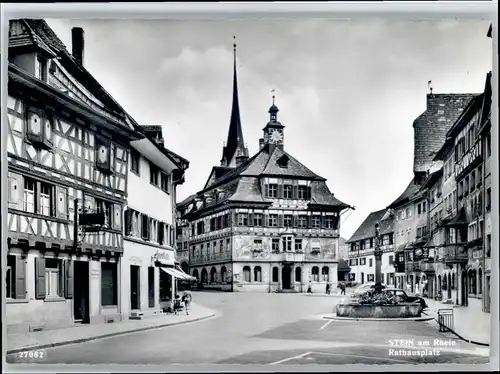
177, 41, 351, 292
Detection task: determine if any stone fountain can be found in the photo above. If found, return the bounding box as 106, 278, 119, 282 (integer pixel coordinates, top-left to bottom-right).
335, 223, 423, 319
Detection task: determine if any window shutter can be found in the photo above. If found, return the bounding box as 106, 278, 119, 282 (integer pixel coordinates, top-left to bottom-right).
35, 257, 46, 299
292, 215, 297, 228
263, 213, 269, 227
333, 215, 340, 230
278, 184, 284, 199
15, 256, 26, 299
158, 222, 164, 244
8, 174, 23, 209
278, 214, 284, 227
292, 184, 298, 199
307, 215, 312, 228
113, 204, 122, 231
64, 260, 74, 299
124, 209, 132, 236
248, 213, 254, 227
55, 186, 68, 219
264, 184, 269, 198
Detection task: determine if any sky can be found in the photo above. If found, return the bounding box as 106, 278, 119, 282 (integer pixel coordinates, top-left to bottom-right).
46, 18, 492, 239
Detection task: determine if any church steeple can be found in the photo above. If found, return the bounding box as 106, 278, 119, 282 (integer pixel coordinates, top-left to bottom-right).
220, 36, 249, 167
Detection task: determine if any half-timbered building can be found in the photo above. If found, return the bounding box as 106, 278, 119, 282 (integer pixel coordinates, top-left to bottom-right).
346, 209, 395, 286
178, 42, 351, 292
121, 125, 191, 319
5, 20, 142, 333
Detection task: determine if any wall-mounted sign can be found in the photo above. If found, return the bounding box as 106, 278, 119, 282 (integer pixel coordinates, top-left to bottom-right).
91, 269, 100, 279
153, 250, 175, 266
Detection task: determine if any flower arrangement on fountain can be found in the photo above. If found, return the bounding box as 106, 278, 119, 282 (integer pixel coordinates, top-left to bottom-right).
356, 286, 406, 306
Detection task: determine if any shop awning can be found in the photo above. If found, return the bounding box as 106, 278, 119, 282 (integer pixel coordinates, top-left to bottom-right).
175, 265, 197, 282
160, 267, 189, 280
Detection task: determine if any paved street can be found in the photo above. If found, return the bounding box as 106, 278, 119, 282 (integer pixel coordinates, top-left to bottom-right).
7, 292, 489, 365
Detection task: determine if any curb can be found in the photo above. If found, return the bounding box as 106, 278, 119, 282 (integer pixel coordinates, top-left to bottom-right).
422, 311, 490, 347
323, 315, 434, 322
6, 313, 215, 355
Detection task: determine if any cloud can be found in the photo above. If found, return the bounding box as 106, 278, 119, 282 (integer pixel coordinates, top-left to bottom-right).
45, 18, 492, 238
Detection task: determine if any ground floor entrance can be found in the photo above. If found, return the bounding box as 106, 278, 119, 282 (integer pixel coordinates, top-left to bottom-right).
74, 260, 90, 324
130, 265, 140, 310
282, 266, 292, 290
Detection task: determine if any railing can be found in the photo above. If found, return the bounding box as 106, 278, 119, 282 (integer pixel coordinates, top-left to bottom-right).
406, 261, 421, 272
420, 261, 436, 273
438, 309, 454, 332
438, 245, 468, 263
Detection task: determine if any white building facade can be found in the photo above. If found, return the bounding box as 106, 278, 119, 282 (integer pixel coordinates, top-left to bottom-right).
120, 126, 190, 318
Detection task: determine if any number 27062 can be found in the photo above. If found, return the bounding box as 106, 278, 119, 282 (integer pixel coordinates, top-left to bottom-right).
18, 350, 45, 360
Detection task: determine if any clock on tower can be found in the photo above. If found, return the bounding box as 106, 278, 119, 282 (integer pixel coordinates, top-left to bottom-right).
268, 128, 283, 144
262, 95, 285, 148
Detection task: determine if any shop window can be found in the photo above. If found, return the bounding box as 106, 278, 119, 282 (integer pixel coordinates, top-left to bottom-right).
148, 267, 155, 308
101, 262, 118, 306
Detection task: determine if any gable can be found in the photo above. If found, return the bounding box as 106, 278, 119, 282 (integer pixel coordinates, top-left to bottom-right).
260, 146, 322, 179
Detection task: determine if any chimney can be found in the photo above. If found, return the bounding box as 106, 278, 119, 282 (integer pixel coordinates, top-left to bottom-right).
72, 27, 85, 66
259, 138, 264, 149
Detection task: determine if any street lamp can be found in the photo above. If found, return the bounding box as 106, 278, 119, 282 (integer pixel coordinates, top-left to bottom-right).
374, 223, 383, 293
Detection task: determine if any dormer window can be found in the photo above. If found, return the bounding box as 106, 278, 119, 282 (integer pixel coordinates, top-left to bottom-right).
35, 56, 47, 82
277, 154, 289, 168
25, 106, 53, 150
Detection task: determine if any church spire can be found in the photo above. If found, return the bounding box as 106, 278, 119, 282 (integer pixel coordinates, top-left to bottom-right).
220, 36, 249, 167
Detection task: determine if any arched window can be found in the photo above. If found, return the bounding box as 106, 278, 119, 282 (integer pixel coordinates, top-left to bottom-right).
201, 268, 208, 284
312, 266, 319, 282
478, 268, 483, 294
295, 267, 302, 282
322, 266, 329, 282
437, 275, 442, 291
452, 273, 456, 289
210, 267, 217, 283
254, 266, 262, 282
221, 266, 227, 283
272, 266, 279, 282
193, 269, 199, 280
243, 266, 251, 282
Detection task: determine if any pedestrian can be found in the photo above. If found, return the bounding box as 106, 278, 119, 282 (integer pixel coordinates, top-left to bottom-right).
325, 283, 330, 295
174, 294, 181, 315
340, 282, 346, 295
307, 281, 313, 294
182, 290, 192, 315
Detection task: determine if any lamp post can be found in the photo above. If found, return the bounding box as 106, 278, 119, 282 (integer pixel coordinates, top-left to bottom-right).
374, 223, 383, 293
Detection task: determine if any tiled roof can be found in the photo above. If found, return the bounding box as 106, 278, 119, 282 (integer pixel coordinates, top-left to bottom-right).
228, 177, 266, 203
338, 259, 351, 272
413, 94, 477, 174
421, 168, 443, 191
185, 143, 350, 217
346, 209, 394, 243
387, 177, 423, 209
177, 194, 197, 208
260, 146, 323, 179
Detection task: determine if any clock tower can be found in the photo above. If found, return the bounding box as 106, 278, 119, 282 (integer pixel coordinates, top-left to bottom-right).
263, 95, 285, 149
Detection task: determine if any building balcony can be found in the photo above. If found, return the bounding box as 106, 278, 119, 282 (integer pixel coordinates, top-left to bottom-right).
420, 261, 436, 273
406, 261, 421, 273
438, 244, 468, 264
